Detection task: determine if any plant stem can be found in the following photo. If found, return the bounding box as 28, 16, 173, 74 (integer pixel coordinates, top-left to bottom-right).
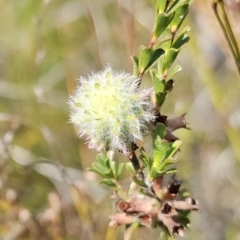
212, 0, 240, 74
218, 1, 240, 58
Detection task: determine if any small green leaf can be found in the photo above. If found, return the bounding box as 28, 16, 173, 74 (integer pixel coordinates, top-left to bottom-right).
178, 25, 190, 36
154, 123, 167, 139
152, 139, 170, 167
164, 167, 177, 175
151, 76, 174, 107
160, 28, 172, 50
146, 48, 165, 71
91, 162, 107, 175
96, 153, 107, 165
150, 167, 161, 179
166, 65, 182, 80
168, 0, 189, 13
158, 157, 178, 171
132, 175, 148, 188
151, 70, 165, 93
104, 157, 111, 169
156, 0, 168, 13
139, 147, 150, 164
155, 92, 168, 107
170, 3, 189, 32
131, 56, 139, 76
117, 162, 125, 178
163, 48, 180, 74
153, 12, 174, 40
110, 160, 118, 179
87, 167, 105, 177
139, 46, 153, 74
150, 125, 181, 179
157, 54, 165, 77
174, 214, 190, 226
139, 46, 164, 74
97, 179, 117, 187
126, 162, 136, 175
172, 32, 190, 49
166, 140, 182, 159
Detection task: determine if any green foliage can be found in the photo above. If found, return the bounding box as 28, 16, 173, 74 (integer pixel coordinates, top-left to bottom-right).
156, 0, 168, 13
172, 26, 190, 49
153, 12, 174, 40
131, 0, 191, 109
89, 153, 124, 187
138, 46, 165, 75
126, 124, 181, 183
151, 70, 174, 107
170, 3, 189, 31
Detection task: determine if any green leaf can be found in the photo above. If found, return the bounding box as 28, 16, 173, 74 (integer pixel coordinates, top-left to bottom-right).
158, 27, 172, 51
166, 65, 182, 80
154, 123, 167, 139
139, 46, 164, 74
92, 160, 114, 178
97, 179, 117, 187
153, 139, 170, 167
146, 48, 165, 71
150, 167, 161, 180
151, 73, 174, 107
168, 0, 189, 13
153, 12, 174, 40
157, 54, 165, 77
164, 167, 177, 175
139, 147, 150, 165
158, 157, 178, 171
150, 125, 181, 179
172, 32, 190, 49
87, 167, 105, 177
110, 160, 125, 180
170, 3, 189, 32
96, 153, 111, 170
91, 162, 107, 175
174, 214, 190, 226
131, 55, 139, 76
126, 162, 136, 175
156, 0, 168, 13
151, 70, 165, 92
139, 147, 152, 171
155, 92, 168, 107
139, 46, 153, 74
166, 140, 182, 159
178, 25, 190, 36
110, 160, 118, 179
96, 153, 107, 165
152, 126, 170, 169
163, 48, 180, 74
155, 140, 181, 168
117, 162, 125, 178
132, 175, 148, 188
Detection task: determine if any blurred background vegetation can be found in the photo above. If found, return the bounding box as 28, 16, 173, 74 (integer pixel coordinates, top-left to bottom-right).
0, 0, 240, 239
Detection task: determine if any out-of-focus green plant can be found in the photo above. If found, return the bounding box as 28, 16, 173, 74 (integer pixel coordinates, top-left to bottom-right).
212, 0, 240, 74
69, 0, 198, 239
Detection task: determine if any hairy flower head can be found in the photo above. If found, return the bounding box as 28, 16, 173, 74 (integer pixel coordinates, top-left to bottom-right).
68, 66, 153, 154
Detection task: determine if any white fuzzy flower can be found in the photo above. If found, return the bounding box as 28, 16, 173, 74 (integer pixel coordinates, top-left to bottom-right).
68, 66, 154, 154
